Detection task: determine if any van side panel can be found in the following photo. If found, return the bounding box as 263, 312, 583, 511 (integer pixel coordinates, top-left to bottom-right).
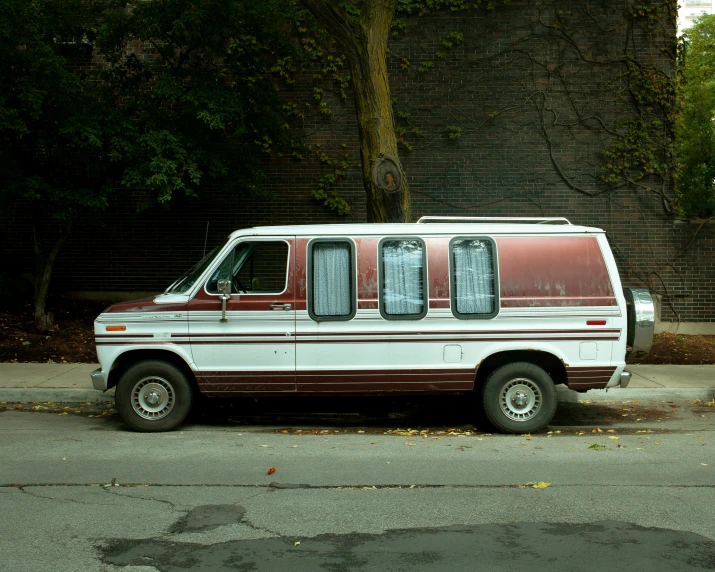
295, 234, 475, 393
493, 235, 622, 391
496, 236, 616, 307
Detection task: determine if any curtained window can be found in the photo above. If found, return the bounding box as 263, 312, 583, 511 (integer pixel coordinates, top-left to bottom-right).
381, 239, 426, 318
451, 238, 496, 316
311, 241, 353, 319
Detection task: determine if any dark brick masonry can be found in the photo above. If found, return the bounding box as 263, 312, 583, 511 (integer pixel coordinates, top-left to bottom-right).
2, 1, 712, 322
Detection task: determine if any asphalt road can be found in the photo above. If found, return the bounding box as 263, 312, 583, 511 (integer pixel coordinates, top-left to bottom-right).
0, 397, 713, 571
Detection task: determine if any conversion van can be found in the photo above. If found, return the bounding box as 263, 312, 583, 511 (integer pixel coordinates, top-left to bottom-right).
91, 216, 654, 433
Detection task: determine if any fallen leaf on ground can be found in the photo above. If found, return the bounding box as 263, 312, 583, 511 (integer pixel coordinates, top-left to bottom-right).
608, 436, 620, 440
267, 467, 276, 475
294, 541, 300, 546
588, 444, 608, 450
526, 481, 551, 489
405, 442, 416, 446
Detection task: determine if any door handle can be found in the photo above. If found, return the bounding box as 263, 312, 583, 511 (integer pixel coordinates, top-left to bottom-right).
270, 303, 292, 311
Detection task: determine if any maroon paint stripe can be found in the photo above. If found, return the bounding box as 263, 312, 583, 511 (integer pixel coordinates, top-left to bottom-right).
96, 336, 620, 346
95, 334, 155, 339
294, 336, 620, 343
567, 374, 616, 379
200, 368, 473, 376
94, 341, 188, 346
180, 329, 621, 337
297, 382, 471, 392
199, 384, 296, 392
298, 375, 474, 384
100, 329, 621, 339
567, 369, 617, 374
187, 340, 295, 344
500, 297, 617, 308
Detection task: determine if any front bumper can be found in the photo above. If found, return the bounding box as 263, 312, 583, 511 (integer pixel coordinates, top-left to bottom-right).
619, 370, 632, 388
91, 368, 108, 391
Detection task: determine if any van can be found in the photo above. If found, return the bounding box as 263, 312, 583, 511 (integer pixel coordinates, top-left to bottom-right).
91, 216, 654, 433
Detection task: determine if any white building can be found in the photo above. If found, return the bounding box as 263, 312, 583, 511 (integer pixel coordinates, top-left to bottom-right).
678, 0, 714, 33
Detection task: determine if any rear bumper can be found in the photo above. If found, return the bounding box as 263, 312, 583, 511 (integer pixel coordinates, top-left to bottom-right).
619, 370, 632, 388
91, 368, 108, 391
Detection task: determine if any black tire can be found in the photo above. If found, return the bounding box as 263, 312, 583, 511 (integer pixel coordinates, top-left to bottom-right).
481, 362, 557, 434
115, 360, 194, 432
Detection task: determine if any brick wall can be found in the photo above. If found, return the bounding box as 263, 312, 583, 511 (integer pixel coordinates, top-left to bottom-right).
4, 1, 713, 322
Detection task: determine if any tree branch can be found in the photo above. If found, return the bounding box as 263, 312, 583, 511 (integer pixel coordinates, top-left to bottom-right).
299, 0, 363, 56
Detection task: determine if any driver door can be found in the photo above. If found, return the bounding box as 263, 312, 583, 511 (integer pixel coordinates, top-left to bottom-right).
188, 237, 296, 393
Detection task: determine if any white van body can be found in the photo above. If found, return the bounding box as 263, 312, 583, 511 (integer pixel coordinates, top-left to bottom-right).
92, 217, 654, 433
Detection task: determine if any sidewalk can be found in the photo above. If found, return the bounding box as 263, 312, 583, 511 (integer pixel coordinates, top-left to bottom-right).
0, 363, 714, 404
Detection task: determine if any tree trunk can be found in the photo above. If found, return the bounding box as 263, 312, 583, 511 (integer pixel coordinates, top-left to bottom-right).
32, 204, 75, 332
300, 0, 410, 223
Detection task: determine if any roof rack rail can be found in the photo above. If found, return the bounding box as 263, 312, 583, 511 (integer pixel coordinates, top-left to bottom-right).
416, 216, 572, 225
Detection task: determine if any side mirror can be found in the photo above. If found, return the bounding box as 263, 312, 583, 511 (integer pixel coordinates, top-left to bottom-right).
218, 279, 231, 322
218, 279, 231, 296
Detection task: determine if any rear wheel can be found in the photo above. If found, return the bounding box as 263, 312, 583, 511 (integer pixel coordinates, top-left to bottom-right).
481, 362, 556, 434
115, 360, 194, 432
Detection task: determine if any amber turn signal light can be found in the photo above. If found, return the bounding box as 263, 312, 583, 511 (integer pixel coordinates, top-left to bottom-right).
105, 325, 127, 332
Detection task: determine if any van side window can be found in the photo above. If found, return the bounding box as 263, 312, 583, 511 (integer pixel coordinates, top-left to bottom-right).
207, 241, 289, 294
380, 239, 427, 319
309, 241, 355, 321
450, 238, 498, 318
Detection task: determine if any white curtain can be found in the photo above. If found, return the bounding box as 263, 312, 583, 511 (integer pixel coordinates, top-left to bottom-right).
453, 239, 495, 314
313, 243, 351, 316
383, 240, 424, 315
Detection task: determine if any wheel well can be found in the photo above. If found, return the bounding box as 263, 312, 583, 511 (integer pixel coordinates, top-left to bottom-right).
475, 350, 567, 389
107, 350, 197, 391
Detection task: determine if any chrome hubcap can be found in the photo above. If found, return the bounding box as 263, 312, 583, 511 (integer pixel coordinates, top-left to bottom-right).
500, 378, 541, 422
131, 377, 175, 420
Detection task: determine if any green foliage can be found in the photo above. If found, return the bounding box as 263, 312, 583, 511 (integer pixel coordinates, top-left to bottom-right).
446, 125, 463, 139
417, 60, 434, 73
96, 0, 305, 204
309, 146, 353, 215
676, 14, 715, 218
601, 59, 676, 186
0, 0, 127, 222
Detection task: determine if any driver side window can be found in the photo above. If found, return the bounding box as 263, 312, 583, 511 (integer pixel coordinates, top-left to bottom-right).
206, 241, 289, 294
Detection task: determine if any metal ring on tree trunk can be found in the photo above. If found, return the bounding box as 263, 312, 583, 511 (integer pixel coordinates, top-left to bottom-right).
372, 157, 402, 193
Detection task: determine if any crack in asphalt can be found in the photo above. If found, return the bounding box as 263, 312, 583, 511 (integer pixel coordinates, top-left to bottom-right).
16, 485, 117, 507
4, 483, 715, 490
100, 485, 184, 513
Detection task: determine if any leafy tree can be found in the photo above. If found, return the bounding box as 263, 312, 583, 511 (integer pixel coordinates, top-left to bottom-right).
300, 0, 410, 222
0, 0, 127, 331
1, 0, 304, 330
677, 14, 715, 219
96, 0, 303, 205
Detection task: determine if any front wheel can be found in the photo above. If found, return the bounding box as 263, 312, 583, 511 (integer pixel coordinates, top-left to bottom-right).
115, 360, 194, 432
481, 362, 557, 434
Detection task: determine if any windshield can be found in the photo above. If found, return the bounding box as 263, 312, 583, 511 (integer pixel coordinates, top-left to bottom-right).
166, 244, 224, 294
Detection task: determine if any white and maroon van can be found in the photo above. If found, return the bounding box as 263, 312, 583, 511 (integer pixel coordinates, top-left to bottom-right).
91, 217, 654, 433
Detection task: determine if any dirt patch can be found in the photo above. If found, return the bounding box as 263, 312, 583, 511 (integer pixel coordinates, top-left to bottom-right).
1, 298, 714, 365
0, 298, 104, 363
632, 332, 715, 365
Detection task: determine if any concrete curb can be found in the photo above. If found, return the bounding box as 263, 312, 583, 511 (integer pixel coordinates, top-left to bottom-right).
0, 388, 114, 405
1, 386, 713, 406
556, 386, 715, 403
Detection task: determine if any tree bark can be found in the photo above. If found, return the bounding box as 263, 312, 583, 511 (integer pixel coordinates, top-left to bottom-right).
300, 0, 410, 223
32, 204, 75, 332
